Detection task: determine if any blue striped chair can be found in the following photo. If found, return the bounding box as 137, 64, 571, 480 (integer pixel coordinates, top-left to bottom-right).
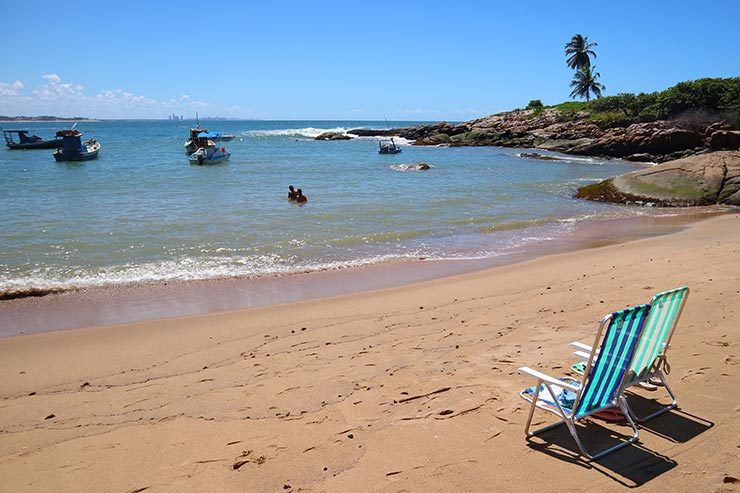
518, 304, 650, 460
570, 287, 690, 422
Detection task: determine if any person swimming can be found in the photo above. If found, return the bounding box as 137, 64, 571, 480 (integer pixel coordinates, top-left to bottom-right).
288, 185, 298, 201
295, 188, 307, 203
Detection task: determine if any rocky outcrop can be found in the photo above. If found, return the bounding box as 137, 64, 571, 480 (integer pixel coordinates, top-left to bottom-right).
709, 130, 740, 150
315, 132, 352, 141
348, 128, 398, 137
360, 107, 739, 161
518, 152, 562, 161
576, 151, 740, 206
569, 122, 704, 158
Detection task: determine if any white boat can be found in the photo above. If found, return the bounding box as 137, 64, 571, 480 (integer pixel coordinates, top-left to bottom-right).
189, 133, 231, 164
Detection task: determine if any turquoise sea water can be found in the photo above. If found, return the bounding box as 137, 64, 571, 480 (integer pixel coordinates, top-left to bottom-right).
0, 119, 652, 298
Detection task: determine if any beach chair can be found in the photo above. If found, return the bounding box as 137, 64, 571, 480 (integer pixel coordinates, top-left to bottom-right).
518, 303, 650, 460
570, 287, 689, 422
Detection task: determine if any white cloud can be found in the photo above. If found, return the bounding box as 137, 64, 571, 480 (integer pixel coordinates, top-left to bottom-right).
0, 74, 212, 118
42, 73, 61, 84
0, 80, 24, 96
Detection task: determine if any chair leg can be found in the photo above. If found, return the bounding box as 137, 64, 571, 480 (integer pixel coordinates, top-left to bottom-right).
523, 382, 569, 437
568, 397, 640, 461
521, 383, 639, 460
626, 371, 678, 423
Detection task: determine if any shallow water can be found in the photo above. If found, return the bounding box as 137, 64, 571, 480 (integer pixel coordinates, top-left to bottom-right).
0, 119, 655, 298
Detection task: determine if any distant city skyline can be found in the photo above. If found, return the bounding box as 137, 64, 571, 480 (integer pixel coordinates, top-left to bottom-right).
2, 0, 739, 120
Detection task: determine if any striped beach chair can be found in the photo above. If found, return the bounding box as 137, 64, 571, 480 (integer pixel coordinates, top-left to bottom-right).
570, 287, 689, 422
518, 304, 650, 460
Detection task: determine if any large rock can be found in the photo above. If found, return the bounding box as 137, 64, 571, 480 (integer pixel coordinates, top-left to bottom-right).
350, 107, 735, 161
348, 128, 399, 137
571, 122, 704, 157
709, 130, 740, 150
315, 132, 352, 141
576, 151, 740, 206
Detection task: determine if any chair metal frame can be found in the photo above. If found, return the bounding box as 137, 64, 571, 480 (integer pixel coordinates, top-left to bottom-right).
519, 306, 648, 460
569, 287, 690, 423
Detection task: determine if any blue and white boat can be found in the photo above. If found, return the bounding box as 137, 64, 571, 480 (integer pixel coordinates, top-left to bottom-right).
53, 129, 100, 162
189, 132, 231, 165
378, 138, 402, 154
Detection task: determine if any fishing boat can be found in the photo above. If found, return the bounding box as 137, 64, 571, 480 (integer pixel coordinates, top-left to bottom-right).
189, 132, 231, 165
185, 128, 235, 153
184, 112, 235, 153
378, 137, 402, 154
184, 126, 207, 154
3, 129, 64, 149
52, 129, 100, 162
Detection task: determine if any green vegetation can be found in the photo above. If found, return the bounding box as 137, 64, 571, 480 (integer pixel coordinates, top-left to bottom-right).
524, 100, 545, 118
564, 34, 605, 102
587, 77, 740, 123
548, 101, 589, 112
538, 77, 739, 126
569, 66, 605, 102
564, 34, 597, 71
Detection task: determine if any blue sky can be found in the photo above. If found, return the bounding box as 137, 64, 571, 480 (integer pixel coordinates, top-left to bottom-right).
2, 0, 739, 120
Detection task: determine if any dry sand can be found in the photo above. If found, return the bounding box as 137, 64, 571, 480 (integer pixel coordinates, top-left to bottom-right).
0, 213, 738, 492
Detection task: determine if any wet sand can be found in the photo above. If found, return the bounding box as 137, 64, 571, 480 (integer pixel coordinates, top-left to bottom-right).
0, 213, 738, 491
0, 208, 726, 337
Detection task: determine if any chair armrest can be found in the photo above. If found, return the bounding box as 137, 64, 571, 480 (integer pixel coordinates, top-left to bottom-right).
572, 350, 591, 361
569, 341, 595, 353
518, 367, 581, 392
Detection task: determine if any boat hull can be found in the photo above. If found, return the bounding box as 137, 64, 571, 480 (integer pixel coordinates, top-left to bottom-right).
53, 141, 101, 162
184, 141, 198, 154
7, 139, 64, 150
378, 148, 402, 154
189, 154, 230, 165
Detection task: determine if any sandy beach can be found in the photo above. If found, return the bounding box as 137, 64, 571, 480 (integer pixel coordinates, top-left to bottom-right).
1, 212, 738, 492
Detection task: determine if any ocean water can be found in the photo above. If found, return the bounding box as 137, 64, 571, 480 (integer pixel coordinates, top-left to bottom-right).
0, 119, 654, 299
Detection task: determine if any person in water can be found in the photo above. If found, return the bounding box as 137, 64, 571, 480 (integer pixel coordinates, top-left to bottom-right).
295, 189, 308, 203
288, 185, 298, 201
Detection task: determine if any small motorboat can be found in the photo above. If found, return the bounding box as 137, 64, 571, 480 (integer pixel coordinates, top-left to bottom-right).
3, 129, 64, 149
378, 138, 402, 154
185, 129, 235, 153
183, 112, 234, 152
189, 132, 231, 165
53, 129, 100, 162
212, 132, 235, 141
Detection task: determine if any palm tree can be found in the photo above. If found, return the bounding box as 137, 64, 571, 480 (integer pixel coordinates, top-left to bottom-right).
569, 66, 605, 101
565, 34, 598, 71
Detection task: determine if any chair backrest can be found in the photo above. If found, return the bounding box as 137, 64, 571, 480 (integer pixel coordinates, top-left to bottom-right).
626, 286, 689, 384
574, 304, 650, 418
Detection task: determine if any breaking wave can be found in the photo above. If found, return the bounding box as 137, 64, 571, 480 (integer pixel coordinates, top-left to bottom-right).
242, 127, 353, 139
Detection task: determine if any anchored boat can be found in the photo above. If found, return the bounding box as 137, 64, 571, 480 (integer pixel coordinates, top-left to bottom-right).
3, 129, 64, 149
378, 137, 402, 154
185, 128, 234, 153
184, 126, 207, 154
52, 129, 100, 162
189, 132, 231, 165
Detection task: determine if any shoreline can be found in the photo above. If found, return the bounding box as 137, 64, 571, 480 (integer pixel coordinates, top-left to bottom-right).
0, 213, 737, 491
0, 207, 728, 337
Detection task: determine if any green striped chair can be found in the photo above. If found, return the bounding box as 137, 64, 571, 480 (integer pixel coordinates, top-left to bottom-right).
518, 303, 650, 460
570, 287, 689, 422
